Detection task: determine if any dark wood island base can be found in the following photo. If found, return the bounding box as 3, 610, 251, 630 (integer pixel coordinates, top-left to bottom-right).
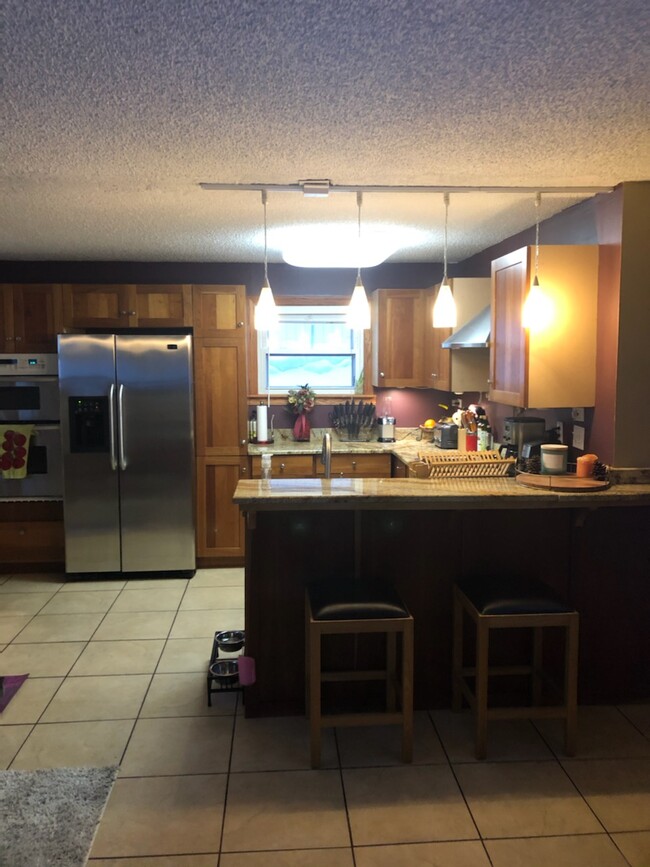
235, 478, 650, 718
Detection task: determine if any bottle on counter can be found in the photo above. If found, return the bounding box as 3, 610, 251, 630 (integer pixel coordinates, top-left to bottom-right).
260, 453, 272, 480
477, 417, 493, 451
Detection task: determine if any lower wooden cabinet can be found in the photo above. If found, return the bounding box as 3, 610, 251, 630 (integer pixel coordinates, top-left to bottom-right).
250, 455, 314, 478
314, 453, 391, 478
196, 456, 248, 560
0, 501, 64, 566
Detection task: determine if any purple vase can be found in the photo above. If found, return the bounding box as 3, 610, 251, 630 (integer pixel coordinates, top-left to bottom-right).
293, 413, 311, 441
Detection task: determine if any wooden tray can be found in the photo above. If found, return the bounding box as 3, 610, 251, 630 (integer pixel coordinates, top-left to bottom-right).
516, 472, 610, 492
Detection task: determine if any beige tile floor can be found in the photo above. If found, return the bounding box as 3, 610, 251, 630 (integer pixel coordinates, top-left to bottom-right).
1, 567, 649, 867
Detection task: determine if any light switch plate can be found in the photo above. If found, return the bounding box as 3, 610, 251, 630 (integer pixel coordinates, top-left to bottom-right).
573, 425, 585, 450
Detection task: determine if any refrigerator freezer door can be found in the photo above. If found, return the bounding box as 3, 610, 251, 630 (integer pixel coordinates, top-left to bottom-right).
58, 334, 121, 572
115, 334, 195, 572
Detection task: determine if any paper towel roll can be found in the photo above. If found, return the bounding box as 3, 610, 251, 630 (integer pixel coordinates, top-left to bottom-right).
257, 405, 268, 442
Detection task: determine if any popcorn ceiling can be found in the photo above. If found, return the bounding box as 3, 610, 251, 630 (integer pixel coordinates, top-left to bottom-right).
1, 0, 648, 261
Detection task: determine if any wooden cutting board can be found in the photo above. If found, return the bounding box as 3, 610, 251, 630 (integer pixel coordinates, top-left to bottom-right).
516, 472, 610, 492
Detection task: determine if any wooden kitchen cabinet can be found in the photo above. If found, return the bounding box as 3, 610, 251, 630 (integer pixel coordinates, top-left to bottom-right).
194, 337, 248, 455
0, 501, 64, 566
490, 246, 599, 407
371, 288, 450, 389
192, 284, 246, 337
62, 284, 192, 329
314, 453, 391, 478
1, 284, 63, 352
196, 456, 248, 558
250, 454, 314, 478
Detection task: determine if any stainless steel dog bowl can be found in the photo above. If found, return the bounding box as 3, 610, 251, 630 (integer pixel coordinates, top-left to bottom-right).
209, 659, 239, 684
214, 630, 245, 652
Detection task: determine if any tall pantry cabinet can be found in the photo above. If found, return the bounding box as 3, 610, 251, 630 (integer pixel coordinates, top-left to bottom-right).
193, 285, 249, 561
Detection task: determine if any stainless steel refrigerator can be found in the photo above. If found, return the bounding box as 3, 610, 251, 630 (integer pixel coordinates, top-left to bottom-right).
58, 333, 195, 575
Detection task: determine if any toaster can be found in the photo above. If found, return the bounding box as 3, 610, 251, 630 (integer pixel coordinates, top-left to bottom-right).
433, 422, 458, 449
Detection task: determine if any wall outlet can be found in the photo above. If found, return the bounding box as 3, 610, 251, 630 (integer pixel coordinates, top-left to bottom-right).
571, 407, 585, 422
451, 398, 462, 408
572, 425, 585, 450
555, 422, 564, 444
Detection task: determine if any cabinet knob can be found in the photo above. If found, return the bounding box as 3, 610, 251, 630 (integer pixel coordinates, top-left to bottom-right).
120, 310, 128, 316
379, 371, 385, 378
129, 310, 136, 316
18, 528, 26, 535
431, 372, 437, 378
280, 462, 286, 470
241, 466, 247, 474
240, 439, 247, 445
486, 378, 492, 385
15, 336, 22, 342
352, 460, 357, 468
5, 337, 12, 341
237, 321, 244, 328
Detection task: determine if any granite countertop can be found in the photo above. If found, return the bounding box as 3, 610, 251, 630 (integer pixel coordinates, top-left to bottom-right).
233, 477, 650, 510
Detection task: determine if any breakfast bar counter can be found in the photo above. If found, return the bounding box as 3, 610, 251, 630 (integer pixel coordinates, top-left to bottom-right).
234, 478, 650, 717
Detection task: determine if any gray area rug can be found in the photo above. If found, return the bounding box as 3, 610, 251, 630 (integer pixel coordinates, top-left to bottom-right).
0, 766, 118, 867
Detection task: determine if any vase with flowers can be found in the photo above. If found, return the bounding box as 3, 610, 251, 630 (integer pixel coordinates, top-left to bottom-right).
287, 383, 316, 441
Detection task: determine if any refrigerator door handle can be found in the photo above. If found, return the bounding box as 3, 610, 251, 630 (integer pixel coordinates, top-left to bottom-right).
118, 383, 128, 470
108, 383, 117, 471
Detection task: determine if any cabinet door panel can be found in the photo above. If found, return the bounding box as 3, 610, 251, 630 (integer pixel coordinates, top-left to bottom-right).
1, 285, 16, 350
251, 455, 314, 478
372, 290, 426, 386
134, 284, 192, 327
196, 457, 246, 557
193, 285, 246, 337
62, 284, 129, 329
12, 284, 63, 352
195, 338, 248, 454
490, 253, 528, 406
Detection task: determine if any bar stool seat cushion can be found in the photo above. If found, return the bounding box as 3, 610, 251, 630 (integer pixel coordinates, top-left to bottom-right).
457, 575, 574, 616
308, 579, 409, 621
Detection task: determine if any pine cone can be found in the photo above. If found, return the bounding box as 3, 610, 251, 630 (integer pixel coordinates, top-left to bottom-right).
593, 461, 609, 481
525, 455, 542, 474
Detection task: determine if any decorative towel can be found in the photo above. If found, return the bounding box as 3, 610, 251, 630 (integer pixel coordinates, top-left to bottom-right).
0, 424, 34, 480
0, 674, 30, 713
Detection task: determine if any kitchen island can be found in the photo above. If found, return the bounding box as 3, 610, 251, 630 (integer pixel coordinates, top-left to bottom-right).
234, 476, 650, 717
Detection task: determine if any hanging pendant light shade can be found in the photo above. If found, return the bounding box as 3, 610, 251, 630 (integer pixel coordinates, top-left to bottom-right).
432, 192, 457, 328
347, 192, 371, 330
254, 190, 278, 331
522, 192, 553, 331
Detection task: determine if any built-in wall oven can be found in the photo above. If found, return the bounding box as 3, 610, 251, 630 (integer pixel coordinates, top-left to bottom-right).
0, 354, 62, 499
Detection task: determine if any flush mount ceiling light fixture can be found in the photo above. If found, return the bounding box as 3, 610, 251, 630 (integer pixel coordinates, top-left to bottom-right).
254, 190, 278, 332
432, 192, 457, 328
522, 192, 554, 331
347, 192, 371, 330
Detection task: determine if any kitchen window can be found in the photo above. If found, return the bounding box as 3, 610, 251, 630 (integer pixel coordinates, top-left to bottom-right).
257, 306, 364, 394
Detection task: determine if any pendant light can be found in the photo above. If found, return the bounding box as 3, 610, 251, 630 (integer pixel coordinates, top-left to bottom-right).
347, 191, 371, 330
254, 190, 278, 331
432, 192, 457, 328
522, 192, 553, 331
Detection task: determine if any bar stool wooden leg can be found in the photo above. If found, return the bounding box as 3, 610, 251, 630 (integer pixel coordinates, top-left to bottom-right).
386, 631, 397, 712
309, 621, 322, 769
452, 590, 463, 712
565, 614, 579, 756
532, 626, 544, 706
401, 619, 414, 763
475, 618, 489, 760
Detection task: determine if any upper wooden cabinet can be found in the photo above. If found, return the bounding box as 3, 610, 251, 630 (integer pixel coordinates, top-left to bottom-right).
1, 284, 63, 352
490, 246, 599, 408
192, 284, 246, 337
62, 284, 192, 329
372, 288, 450, 388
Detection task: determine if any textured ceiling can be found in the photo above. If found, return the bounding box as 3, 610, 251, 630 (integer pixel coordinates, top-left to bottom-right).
1, 0, 649, 263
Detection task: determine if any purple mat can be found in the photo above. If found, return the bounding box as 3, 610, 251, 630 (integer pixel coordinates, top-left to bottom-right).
0, 674, 29, 713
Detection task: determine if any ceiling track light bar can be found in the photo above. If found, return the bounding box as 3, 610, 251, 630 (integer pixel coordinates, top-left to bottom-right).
200, 181, 613, 195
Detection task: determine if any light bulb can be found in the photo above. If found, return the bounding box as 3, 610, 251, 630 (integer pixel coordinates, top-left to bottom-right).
432, 280, 457, 328
254, 279, 278, 331
347, 274, 371, 330
522, 276, 553, 332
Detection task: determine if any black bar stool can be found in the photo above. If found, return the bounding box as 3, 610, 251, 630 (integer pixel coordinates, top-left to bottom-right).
452, 574, 579, 759
306, 578, 414, 769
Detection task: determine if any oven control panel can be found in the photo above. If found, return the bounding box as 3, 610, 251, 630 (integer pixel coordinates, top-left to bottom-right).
0, 354, 59, 375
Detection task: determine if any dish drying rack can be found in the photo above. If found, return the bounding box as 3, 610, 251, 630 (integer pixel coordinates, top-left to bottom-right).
413, 450, 516, 478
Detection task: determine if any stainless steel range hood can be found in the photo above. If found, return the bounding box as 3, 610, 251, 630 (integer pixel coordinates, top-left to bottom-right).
442, 305, 491, 349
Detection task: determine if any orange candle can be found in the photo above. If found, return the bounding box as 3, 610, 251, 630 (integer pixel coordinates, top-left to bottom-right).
576, 454, 598, 478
